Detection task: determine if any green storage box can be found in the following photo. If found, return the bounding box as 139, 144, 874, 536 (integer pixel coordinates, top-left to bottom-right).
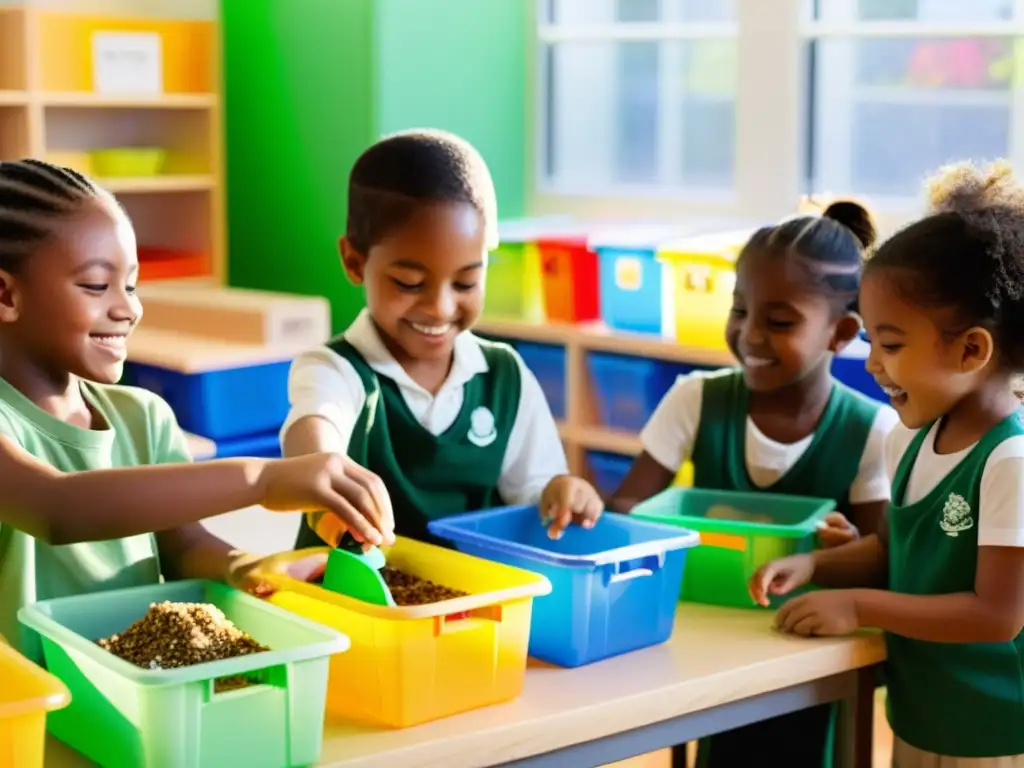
483, 241, 545, 322
631, 487, 834, 608
19, 580, 349, 768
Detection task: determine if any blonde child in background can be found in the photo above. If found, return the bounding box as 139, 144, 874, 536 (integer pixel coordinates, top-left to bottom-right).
752, 161, 1024, 767
611, 202, 899, 768
0, 159, 387, 660
281, 129, 603, 551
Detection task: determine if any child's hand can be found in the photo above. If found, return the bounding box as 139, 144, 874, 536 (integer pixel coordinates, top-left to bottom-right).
258, 453, 395, 548
816, 512, 859, 548
227, 551, 328, 599
540, 475, 604, 539
749, 553, 815, 607
774, 589, 862, 637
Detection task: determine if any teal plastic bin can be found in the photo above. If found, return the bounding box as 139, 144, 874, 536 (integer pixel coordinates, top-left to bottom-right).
18, 580, 349, 768
630, 487, 834, 608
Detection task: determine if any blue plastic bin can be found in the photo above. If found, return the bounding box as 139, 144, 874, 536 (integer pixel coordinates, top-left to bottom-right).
428, 506, 699, 667
515, 342, 566, 420
596, 246, 666, 335
588, 451, 633, 497
587, 353, 698, 432
832, 338, 885, 403
121, 360, 291, 441
214, 431, 283, 459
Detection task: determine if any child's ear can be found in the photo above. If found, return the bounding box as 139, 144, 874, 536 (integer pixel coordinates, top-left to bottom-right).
829, 313, 861, 354
0, 270, 21, 323
959, 326, 995, 374
339, 236, 368, 286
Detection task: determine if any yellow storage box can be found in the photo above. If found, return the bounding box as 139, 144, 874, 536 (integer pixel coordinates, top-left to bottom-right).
255, 537, 551, 728
658, 230, 752, 351
0, 640, 71, 768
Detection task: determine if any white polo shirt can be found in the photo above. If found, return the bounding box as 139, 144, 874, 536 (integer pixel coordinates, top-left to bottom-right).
280, 309, 568, 507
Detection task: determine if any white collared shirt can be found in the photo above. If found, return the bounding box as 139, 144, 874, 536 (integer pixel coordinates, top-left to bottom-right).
280, 309, 568, 506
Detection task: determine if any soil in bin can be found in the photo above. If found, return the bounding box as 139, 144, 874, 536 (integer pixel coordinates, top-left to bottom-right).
312, 566, 468, 606
98, 601, 270, 692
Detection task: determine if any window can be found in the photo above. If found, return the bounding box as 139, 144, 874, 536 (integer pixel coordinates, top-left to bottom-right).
805, 0, 1020, 201
536, 0, 1024, 226
538, 0, 738, 196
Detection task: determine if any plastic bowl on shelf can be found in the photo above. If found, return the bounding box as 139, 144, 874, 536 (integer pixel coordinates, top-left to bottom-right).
89, 148, 167, 177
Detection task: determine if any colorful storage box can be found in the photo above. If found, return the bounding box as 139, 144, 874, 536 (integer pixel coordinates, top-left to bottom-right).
515, 341, 567, 420
254, 537, 551, 728
631, 488, 834, 608
429, 505, 699, 668
536, 235, 600, 324
89, 148, 167, 177
214, 431, 283, 459
121, 359, 291, 441
0, 642, 70, 768
659, 230, 750, 351
832, 336, 886, 403
595, 244, 670, 336
587, 353, 699, 432
483, 218, 568, 324
18, 580, 348, 768
587, 451, 633, 497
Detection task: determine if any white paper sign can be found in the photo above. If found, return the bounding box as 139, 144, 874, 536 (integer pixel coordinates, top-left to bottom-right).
92, 32, 163, 95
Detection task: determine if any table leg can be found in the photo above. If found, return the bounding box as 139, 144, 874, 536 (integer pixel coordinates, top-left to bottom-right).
833, 664, 877, 768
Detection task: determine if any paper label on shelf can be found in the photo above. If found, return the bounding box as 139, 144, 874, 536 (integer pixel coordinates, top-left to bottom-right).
614, 256, 643, 291
699, 531, 747, 552
92, 32, 163, 95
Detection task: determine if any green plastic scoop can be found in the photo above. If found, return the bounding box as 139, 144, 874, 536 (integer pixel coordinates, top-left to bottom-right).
321, 533, 396, 607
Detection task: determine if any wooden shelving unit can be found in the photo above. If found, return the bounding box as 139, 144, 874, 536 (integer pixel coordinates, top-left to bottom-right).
0, 6, 224, 284
475, 319, 734, 477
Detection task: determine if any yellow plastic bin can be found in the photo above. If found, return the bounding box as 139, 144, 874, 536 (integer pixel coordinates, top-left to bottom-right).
0, 641, 71, 768
255, 537, 552, 728
89, 148, 167, 177
658, 229, 752, 351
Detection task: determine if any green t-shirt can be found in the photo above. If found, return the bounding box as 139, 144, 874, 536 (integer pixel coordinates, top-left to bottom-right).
0, 376, 191, 661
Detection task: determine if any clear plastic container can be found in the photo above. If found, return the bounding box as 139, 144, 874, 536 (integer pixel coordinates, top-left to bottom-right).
429, 506, 699, 667
18, 580, 348, 767
631, 487, 835, 608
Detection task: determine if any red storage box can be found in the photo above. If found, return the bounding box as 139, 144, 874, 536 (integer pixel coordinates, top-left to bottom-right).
537, 235, 600, 324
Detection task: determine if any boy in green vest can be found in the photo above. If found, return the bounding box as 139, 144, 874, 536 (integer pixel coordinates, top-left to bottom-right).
613, 201, 898, 768
281, 129, 602, 551
752, 161, 1024, 766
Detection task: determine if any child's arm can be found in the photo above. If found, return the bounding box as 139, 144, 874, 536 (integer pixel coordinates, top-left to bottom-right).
777, 446, 1024, 642
844, 406, 901, 537
279, 350, 394, 541
609, 373, 704, 513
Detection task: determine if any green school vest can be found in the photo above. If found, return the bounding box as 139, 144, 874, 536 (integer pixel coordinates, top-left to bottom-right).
294, 337, 521, 548
885, 412, 1024, 758
690, 369, 880, 513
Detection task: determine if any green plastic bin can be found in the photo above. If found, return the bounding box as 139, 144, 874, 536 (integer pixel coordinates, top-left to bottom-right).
18, 580, 349, 768
631, 487, 834, 608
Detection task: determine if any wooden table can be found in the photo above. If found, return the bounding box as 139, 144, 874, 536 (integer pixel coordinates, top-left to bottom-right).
45, 605, 885, 768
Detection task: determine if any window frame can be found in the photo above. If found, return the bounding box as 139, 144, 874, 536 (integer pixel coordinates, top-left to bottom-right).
531, 0, 1024, 236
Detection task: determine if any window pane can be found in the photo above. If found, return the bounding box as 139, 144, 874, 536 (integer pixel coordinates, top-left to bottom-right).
806, 36, 1013, 197
815, 0, 1013, 22
542, 40, 736, 192
548, 0, 735, 24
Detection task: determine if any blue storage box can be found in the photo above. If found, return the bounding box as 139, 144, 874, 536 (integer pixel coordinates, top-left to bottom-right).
122, 360, 291, 441
587, 353, 697, 432
515, 342, 567, 420
596, 246, 667, 335
832, 337, 886, 403
215, 431, 283, 459
428, 505, 699, 667
588, 451, 633, 497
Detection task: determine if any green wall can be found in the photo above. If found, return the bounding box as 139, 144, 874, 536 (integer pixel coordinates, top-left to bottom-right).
221, 0, 529, 333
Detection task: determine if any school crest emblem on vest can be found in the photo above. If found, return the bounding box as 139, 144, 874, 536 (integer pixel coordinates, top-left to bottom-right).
467, 406, 497, 447
939, 492, 973, 537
